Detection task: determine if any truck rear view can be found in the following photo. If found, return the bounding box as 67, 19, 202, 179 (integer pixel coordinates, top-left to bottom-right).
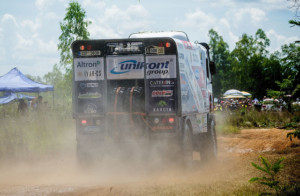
71, 31, 217, 166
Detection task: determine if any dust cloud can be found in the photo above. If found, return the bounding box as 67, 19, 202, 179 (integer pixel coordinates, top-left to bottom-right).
0, 112, 297, 196
0, 117, 224, 196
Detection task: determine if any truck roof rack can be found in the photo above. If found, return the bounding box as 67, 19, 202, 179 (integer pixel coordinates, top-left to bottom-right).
129, 31, 190, 41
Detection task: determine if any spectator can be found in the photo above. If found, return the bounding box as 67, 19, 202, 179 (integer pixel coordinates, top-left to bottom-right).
36, 96, 43, 110
18, 99, 28, 114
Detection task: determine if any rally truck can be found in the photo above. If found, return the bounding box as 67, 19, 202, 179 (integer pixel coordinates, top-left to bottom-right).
71, 31, 217, 165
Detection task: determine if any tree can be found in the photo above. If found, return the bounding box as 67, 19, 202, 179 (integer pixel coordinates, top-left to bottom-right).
288, 0, 300, 27
229, 29, 272, 98
280, 43, 300, 97
230, 33, 256, 90
208, 29, 231, 98
57, 1, 91, 102
254, 29, 270, 56
58, 1, 91, 72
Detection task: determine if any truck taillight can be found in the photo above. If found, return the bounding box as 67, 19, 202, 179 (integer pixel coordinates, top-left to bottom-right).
80, 45, 85, 50
152, 117, 175, 124
168, 117, 175, 123
157, 42, 171, 48
165, 42, 171, 48
87, 45, 92, 50
81, 119, 87, 125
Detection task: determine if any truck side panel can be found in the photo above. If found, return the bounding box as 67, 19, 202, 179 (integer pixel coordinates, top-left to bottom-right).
176, 39, 210, 133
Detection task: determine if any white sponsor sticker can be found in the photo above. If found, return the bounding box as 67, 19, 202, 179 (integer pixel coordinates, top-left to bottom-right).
146, 55, 176, 79
106, 56, 144, 79
74, 58, 104, 81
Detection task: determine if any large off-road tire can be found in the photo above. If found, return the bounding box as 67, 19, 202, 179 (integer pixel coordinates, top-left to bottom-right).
76, 138, 106, 169
76, 142, 92, 168
182, 121, 193, 167
200, 115, 218, 162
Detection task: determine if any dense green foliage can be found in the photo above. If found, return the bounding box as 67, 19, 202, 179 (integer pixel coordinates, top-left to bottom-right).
209, 28, 299, 99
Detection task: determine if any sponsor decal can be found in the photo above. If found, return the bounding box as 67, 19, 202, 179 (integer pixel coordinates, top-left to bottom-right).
83, 70, 102, 77
74, 58, 104, 81
157, 100, 167, 107
146, 55, 176, 79
152, 90, 173, 97
149, 79, 175, 87
83, 103, 97, 114
152, 100, 172, 112
110, 60, 169, 75
176, 42, 184, 49
107, 55, 176, 79
110, 60, 144, 74
86, 83, 98, 88
78, 92, 102, 99
77, 60, 100, 68
84, 126, 100, 133
192, 53, 200, 63
179, 53, 184, 60
146, 46, 165, 54
153, 107, 172, 112
146, 69, 169, 76
78, 50, 101, 57
182, 41, 193, 50
106, 56, 144, 79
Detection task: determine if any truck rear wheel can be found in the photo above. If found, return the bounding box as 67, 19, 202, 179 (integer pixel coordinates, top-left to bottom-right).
76, 143, 92, 168
200, 115, 217, 162
182, 121, 193, 167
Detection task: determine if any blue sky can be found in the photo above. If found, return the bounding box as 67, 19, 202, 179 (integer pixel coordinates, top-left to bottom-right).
0, 0, 299, 77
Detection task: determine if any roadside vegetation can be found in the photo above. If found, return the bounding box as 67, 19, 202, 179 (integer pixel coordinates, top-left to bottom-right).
0, 103, 75, 163
215, 109, 300, 135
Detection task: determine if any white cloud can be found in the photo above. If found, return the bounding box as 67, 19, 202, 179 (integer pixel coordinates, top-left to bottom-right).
0, 9, 59, 76
233, 8, 266, 25
1, 14, 18, 27
44, 12, 60, 20
21, 19, 41, 32
14, 34, 34, 52
89, 4, 152, 38
261, 0, 293, 10
83, 0, 106, 9
206, 0, 291, 11
177, 9, 217, 29
266, 29, 299, 52
35, 0, 54, 12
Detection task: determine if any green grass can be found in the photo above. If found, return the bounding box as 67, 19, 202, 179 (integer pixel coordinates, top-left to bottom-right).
0, 104, 75, 162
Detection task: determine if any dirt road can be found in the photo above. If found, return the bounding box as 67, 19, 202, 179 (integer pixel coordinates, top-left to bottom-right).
0, 128, 299, 195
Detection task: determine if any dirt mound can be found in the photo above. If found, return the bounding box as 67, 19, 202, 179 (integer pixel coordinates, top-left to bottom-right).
218, 128, 299, 153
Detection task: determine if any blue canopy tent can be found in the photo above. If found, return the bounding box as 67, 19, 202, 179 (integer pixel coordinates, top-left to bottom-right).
17, 93, 36, 100
0, 67, 54, 105
0, 93, 35, 105
0, 93, 17, 104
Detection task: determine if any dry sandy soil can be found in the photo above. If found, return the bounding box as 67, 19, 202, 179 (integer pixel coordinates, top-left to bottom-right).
0, 128, 299, 196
